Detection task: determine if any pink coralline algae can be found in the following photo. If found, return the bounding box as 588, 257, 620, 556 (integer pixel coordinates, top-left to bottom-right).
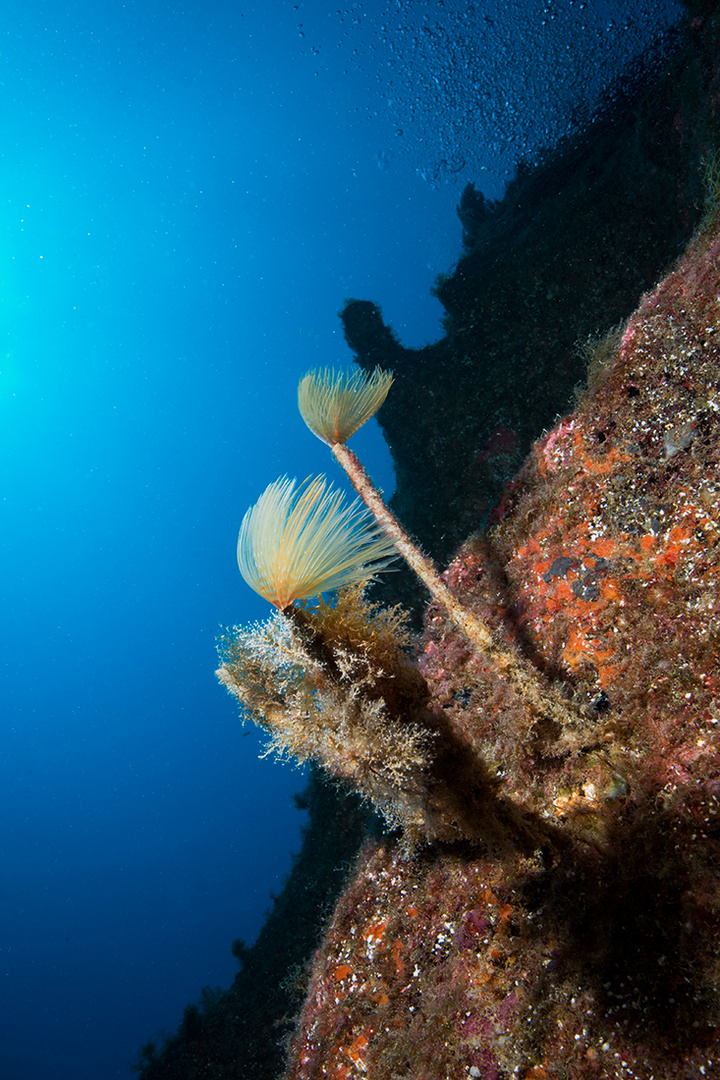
283, 213, 720, 1078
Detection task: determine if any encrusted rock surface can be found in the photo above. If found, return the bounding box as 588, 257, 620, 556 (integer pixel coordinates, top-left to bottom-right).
284, 203, 720, 1080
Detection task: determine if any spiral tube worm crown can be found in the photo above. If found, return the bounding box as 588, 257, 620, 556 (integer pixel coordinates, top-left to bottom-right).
237, 474, 397, 610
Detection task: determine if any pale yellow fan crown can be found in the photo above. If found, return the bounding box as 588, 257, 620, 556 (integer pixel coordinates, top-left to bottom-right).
298, 366, 394, 446
237, 475, 396, 609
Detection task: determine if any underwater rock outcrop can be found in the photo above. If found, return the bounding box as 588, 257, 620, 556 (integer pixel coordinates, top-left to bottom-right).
341, 12, 712, 567
135, 8, 720, 1079
283, 187, 720, 1080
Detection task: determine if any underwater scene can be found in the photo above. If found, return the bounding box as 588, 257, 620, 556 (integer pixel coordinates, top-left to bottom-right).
6, 0, 720, 1077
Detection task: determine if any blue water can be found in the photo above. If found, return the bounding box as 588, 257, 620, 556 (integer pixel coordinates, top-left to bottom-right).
0, 2, 680, 1077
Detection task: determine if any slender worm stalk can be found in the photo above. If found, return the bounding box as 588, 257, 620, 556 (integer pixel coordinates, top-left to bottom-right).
331, 441, 578, 725
299, 366, 581, 725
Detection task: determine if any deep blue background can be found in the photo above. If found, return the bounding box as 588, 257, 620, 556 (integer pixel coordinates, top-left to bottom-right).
0, 2, 680, 1077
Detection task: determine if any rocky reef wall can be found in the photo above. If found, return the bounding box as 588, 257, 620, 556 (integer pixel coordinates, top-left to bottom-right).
285, 184, 720, 1080
135, 7, 720, 1079
342, 10, 714, 568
